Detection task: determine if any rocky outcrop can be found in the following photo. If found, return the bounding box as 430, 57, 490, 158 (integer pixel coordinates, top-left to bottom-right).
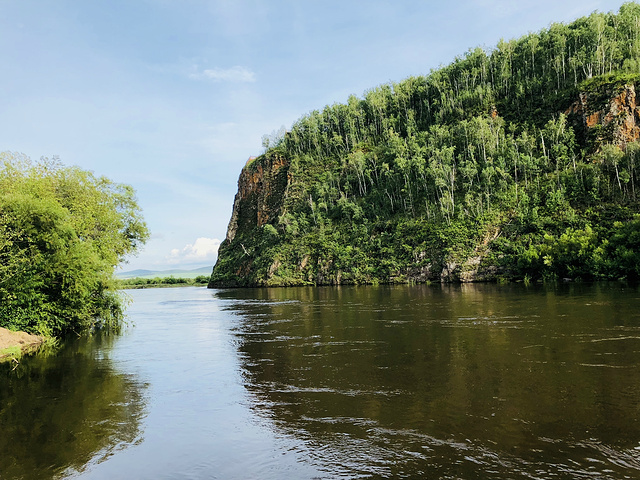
224, 154, 290, 244
567, 82, 640, 148
208, 152, 291, 288
606, 84, 640, 145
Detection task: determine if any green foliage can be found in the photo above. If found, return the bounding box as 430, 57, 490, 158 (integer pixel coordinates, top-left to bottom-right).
0, 153, 149, 336
120, 275, 210, 288
211, 3, 640, 286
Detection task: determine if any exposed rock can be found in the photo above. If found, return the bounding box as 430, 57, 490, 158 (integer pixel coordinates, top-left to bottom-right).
404, 263, 435, 283
610, 85, 640, 146
225, 154, 290, 244
459, 256, 501, 282
567, 83, 640, 148
268, 259, 281, 276
459, 256, 481, 282
440, 261, 460, 283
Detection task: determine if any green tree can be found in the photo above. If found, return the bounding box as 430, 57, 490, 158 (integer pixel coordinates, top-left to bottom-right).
0, 153, 149, 336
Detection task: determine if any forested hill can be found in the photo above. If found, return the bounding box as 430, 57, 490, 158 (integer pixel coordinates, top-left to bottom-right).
210, 3, 640, 287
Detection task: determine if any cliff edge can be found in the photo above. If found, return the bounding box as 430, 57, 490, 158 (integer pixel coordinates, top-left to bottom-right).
209, 153, 291, 287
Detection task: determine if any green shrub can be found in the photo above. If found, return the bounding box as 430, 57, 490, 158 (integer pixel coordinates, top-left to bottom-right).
0, 154, 148, 336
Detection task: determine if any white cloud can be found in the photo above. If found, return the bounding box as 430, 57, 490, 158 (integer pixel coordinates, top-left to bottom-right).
190, 66, 256, 83
167, 237, 221, 265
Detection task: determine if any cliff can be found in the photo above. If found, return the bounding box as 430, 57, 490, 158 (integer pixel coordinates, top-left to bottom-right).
209, 153, 291, 287
209, 76, 640, 288
209, 5, 640, 287
566, 75, 640, 148
224, 154, 290, 244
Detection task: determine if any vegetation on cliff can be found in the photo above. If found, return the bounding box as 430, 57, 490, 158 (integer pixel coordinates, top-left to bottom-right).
211, 3, 640, 287
0, 153, 149, 336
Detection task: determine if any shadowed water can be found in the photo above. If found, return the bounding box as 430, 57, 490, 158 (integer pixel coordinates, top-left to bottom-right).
2, 283, 640, 479
0, 334, 146, 479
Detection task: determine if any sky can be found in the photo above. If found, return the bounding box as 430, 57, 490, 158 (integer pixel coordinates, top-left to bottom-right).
0, 0, 630, 273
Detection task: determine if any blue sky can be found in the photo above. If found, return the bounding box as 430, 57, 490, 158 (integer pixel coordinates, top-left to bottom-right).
0, 0, 628, 272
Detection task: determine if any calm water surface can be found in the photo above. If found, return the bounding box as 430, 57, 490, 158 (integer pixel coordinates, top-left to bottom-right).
2, 283, 640, 479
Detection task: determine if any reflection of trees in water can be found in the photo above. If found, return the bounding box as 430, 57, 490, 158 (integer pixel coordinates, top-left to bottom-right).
220, 284, 640, 479
0, 334, 147, 480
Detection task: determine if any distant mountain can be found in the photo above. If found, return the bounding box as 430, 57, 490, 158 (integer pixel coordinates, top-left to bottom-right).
117, 266, 212, 279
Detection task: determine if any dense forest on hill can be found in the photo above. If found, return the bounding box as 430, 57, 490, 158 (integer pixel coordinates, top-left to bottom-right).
211, 3, 640, 287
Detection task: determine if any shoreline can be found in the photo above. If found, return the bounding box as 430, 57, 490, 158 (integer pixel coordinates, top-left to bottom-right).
121, 283, 209, 289
0, 328, 45, 361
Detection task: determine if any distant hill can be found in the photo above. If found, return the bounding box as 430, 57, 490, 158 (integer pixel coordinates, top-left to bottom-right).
117, 266, 212, 279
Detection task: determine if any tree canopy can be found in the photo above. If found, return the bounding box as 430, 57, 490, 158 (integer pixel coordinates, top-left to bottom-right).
0, 153, 149, 336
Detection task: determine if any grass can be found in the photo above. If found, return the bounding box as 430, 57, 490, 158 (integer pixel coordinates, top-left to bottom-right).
118, 275, 211, 289
0, 336, 58, 366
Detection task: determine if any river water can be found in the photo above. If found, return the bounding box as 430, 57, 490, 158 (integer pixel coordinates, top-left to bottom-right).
2, 283, 640, 479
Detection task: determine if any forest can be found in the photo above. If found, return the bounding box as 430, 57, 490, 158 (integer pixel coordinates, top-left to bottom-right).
0, 153, 148, 336
211, 2, 640, 287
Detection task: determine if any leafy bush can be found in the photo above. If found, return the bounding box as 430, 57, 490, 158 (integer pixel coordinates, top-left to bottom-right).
0, 153, 148, 336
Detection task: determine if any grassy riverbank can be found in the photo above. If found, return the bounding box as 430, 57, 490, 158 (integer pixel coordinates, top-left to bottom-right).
119, 275, 210, 289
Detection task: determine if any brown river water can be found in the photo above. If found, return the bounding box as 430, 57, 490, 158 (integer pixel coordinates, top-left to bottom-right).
1, 283, 640, 479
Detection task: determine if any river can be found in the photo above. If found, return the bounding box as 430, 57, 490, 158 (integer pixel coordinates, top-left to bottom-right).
1, 283, 640, 479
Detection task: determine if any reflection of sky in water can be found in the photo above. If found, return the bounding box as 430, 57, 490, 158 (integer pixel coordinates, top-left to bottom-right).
71, 287, 323, 480
3, 284, 640, 479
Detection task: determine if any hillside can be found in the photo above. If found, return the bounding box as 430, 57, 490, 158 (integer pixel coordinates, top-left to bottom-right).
210, 3, 640, 287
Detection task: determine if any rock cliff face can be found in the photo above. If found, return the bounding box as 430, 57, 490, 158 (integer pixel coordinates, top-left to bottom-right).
208, 153, 290, 287
566, 82, 640, 147
224, 154, 290, 244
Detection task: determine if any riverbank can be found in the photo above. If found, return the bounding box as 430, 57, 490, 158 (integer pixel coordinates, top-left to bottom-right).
122, 283, 206, 289
0, 328, 44, 361
119, 275, 210, 289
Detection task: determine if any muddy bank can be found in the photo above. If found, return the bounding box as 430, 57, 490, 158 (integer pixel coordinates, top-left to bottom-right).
0, 327, 44, 360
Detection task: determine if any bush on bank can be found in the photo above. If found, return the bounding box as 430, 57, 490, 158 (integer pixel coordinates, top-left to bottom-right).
0, 153, 149, 337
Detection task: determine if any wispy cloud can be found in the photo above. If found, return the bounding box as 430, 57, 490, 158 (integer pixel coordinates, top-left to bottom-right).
190, 66, 256, 83
167, 237, 221, 265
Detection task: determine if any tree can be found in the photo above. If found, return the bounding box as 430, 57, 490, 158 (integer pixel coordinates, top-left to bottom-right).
0, 153, 149, 336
